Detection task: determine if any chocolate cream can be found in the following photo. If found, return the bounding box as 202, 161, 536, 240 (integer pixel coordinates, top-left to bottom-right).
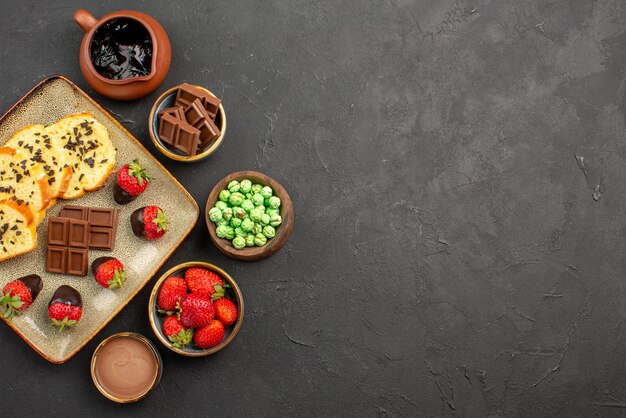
94, 335, 159, 400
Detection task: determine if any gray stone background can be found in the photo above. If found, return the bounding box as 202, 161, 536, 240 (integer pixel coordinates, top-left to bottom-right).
0, 0, 625, 416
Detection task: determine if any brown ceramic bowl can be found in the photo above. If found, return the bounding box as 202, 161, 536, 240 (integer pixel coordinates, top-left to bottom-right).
74, 9, 171, 100
206, 171, 294, 261
148, 85, 226, 163
148, 262, 243, 356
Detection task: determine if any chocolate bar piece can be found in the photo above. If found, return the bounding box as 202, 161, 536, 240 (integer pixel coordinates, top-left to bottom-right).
158, 106, 185, 121
196, 117, 220, 149
175, 83, 206, 109
46, 217, 90, 276
59, 205, 119, 251
184, 99, 209, 126
158, 113, 179, 146
173, 121, 200, 156
202, 94, 221, 119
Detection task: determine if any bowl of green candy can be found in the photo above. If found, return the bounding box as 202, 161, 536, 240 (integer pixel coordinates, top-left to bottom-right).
206, 171, 294, 261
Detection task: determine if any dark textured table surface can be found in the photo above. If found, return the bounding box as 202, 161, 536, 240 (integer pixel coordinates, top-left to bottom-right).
1, 1, 625, 416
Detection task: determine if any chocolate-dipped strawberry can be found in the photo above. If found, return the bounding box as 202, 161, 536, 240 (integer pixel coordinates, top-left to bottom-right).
113, 159, 152, 205
131, 205, 169, 240
0, 274, 43, 319
92, 256, 126, 289
48, 285, 83, 331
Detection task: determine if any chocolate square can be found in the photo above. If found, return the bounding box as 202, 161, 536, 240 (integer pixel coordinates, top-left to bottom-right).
174, 122, 200, 156
203, 94, 221, 119
60, 206, 87, 220
89, 227, 114, 250
89, 208, 116, 228
158, 113, 180, 146
158, 106, 186, 121
175, 83, 205, 108
184, 99, 209, 126
48, 218, 68, 246
196, 117, 221, 149
68, 219, 89, 248
67, 248, 88, 276
46, 246, 67, 274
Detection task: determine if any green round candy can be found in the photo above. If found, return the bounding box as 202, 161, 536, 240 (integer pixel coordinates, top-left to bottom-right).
219, 189, 231, 202
249, 207, 264, 222
240, 179, 252, 194
241, 199, 255, 213
260, 213, 270, 225
241, 218, 254, 232
269, 214, 282, 227
235, 227, 246, 237
233, 207, 246, 219
254, 233, 267, 246
228, 192, 244, 206
216, 224, 229, 238
268, 196, 281, 209
266, 208, 279, 217
245, 193, 252, 199
262, 225, 275, 238
251, 193, 264, 207
230, 217, 242, 228
245, 234, 256, 247
232, 236, 246, 249
251, 183, 263, 194
222, 207, 233, 221
215, 201, 228, 211
208, 207, 222, 223
227, 180, 240, 193
260, 186, 273, 199
224, 226, 235, 240
216, 218, 228, 227
253, 223, 263, 235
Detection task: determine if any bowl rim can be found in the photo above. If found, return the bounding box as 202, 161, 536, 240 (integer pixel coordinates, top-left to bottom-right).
205, 170, 294, 261
90, 332, 163, 403
148, 84, 226, 162
148, 261, 244, 356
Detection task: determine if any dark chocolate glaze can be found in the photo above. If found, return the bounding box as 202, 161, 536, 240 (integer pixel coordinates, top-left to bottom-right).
90, 18, 153, 80
113, 183, 136, 205
130, 207, 145, 237
92, 256, 116, 275
18, 274, 42, 301
49, 285, 82, 308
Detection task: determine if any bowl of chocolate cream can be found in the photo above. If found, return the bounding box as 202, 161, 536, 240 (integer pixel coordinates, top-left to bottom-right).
91, 332, 162, 403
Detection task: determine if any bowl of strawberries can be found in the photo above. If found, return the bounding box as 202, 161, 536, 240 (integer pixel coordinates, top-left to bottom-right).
148, 261, 243, 356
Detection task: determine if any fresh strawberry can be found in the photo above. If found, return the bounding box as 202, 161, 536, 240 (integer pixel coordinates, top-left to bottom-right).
48, 285, 82, 331
179, 293, 214, 329
184, 268, 224, 299
157, 276, 187, 314
162, 315, 193, 348
92, 257, 126, 289
131, 206, 169, 240
213, 298, 238, 327
114, 159, 152, 204
0, 274, 42, 319
193, 320, 225, 349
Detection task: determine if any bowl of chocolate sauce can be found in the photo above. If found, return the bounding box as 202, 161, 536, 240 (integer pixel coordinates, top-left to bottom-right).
74, 9, 171, 100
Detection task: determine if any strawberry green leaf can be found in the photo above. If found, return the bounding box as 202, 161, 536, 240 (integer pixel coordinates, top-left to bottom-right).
153, 210, 170, 232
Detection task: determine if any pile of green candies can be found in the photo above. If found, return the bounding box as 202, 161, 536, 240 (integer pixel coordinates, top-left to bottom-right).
208, 179, 282, 249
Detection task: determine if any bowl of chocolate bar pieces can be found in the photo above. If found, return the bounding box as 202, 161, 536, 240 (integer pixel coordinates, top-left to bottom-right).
149, 83, 226, 162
